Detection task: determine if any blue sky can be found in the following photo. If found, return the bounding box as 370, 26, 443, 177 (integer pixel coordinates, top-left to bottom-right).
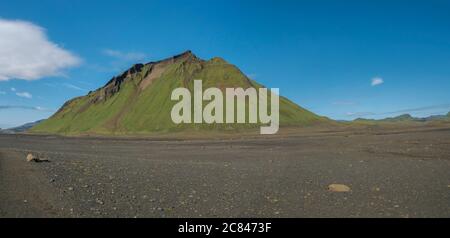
1, 0, 450, 128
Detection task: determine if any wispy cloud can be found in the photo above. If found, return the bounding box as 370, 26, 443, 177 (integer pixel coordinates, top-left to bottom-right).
371, 77, 384, 86
63, 83, 85, 91
346, 103, 450, 117
381, 104, 450, 115
0, 19, 81, 81
346, 112, 375, 117
10, 87, 16, 92
102, 49, 147, 61
16, 91, 32, 99
0, 105, 51, 111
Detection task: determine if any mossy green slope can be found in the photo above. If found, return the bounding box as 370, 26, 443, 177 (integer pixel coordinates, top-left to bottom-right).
31, 51, 329, 135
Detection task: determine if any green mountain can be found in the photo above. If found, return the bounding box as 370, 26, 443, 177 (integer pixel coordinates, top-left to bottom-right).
31, 51, 329, 135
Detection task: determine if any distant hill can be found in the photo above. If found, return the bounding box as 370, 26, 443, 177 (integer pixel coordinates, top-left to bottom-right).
0, 120, 45, 134
31, 51, 330, 135
381, 114, 415, 122
354, 112, 450, 124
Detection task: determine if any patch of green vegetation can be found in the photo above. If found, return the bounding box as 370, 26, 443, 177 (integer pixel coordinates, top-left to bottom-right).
30, 53, 329, 135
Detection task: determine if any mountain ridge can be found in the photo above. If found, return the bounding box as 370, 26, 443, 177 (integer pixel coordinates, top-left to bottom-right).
0, 120, 45, 134
354, 112, 450, 123
31, 51, 330, 135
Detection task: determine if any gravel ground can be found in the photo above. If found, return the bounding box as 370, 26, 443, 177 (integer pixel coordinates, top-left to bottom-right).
1, 127, 449, 217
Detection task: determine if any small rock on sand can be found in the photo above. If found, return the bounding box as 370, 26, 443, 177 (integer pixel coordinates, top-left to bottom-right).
328, 184, 351, 192
26, 153, 37, 162
26, 153, 49, 163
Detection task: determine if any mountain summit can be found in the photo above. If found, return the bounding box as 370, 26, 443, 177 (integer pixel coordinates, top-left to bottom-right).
31, 51, 328, 135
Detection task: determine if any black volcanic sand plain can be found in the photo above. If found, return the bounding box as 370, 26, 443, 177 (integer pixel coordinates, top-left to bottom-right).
1, 126, 450, 218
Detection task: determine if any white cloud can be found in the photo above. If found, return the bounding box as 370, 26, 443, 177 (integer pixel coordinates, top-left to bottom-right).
16, 92, 32, 99
371, 77, 384, 86
0, 105, 51, 111
103, 49, 147, 61
34, 106, 49, 111
63, 83, 85, 91
0, 19, 81, 81
11, 87, 16, 92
